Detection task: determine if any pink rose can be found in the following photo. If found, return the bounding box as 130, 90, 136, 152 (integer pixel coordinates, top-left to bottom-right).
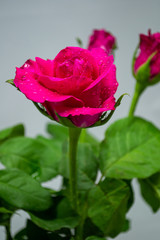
14, 47, 118, 127
134, 30, 160, 80
87, 29, 116, 54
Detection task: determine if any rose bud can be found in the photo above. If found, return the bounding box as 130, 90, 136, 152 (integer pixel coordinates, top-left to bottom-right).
13, 47, 118, 128
87, 29, 117, 55
133, 30, 160, 86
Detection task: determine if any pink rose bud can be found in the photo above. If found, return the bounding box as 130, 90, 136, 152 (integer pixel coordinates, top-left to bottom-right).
133, 30, 160, 85
87, 29, 116, 54
14, 47, 118, 128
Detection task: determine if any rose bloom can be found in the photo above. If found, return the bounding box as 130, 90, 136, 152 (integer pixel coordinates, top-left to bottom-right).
14, 47, 118, 127
87, 29, 116, 54
134, 30, 160, 79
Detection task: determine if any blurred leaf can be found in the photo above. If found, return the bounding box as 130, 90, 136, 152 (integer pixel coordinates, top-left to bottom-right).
139, 172, 160, 212
0, 169, 52, 211
60, 142, 98, 190
0, 136, 62, 182
100, 117, 160, 179
79, 129, 99, 157
29, 212, 79, 232
0, 124, 24, 145
83, 218, 104, 239
87, 178, 130, 237
47, 123, 68, 141
13, 220, 69, 240
86, 237, 106, 240
0, 207, 13, 214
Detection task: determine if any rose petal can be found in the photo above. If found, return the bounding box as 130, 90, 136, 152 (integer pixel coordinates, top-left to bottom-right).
80, 63, 118, 108
37, 75, 93, 96
70, 114, 101, 127
35, 57, 54, 77
53, 47, 99, 79
14, 66, 84, 104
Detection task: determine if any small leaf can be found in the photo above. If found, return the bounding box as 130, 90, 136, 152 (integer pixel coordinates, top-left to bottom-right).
0, 124, 24, 145
100, 117, 160, 179
87, 178, 131, 237
139, 172, 160, 212
0, 169, 52, 211
29, 212, 79, 232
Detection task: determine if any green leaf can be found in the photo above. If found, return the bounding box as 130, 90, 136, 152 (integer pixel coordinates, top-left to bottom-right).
0, 169, 52, 211
0, 136, 62, 182
47, 123, 68, 141
0, 124, 24, 145
87, 178, 130, 237
13, 220, 69, 240
83, 218, 104, 239
60, 142, 98, 190
47, 124, 99, 156
85, 237, 106, 240
0, 207, 13, 214
29, 212, 79, 232
139, 172, 160, 212
86, 237, 106, 240
100, 117, 160, 179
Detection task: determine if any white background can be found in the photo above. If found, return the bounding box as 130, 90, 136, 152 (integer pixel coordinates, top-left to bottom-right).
0, 0, 160, 239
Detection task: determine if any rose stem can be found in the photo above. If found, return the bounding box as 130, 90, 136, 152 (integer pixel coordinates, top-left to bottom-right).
5, 222, 12, 240
128, 82, 145, 117
69, 127, 82, 211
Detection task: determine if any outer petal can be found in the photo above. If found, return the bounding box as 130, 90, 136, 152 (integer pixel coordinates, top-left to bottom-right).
79, 57, 118, 108
51, 96, 116, 127
50, 95, 115, 117
14, 63, 83, 105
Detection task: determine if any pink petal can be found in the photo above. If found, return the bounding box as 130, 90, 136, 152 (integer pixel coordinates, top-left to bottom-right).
37, 75, 93, 96
80, 63, 118, 108
35, 57, 54, 77
14, 66, 83, 104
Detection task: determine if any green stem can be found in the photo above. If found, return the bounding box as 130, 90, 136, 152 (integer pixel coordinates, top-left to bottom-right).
5, 223, 12, 240
128, 82, 146, 117
75, 202, 87, 240
69, 127, 81, 211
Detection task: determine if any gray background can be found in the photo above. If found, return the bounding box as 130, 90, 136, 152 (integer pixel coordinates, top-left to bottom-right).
0, 0, 160, 239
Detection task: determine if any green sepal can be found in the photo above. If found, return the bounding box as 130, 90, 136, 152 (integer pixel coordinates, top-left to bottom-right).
33, 102, 53, 120
90, 93, 128, 128
134, 51, 157, 85
55, 112, 77, 128
6, 79, 16, 87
